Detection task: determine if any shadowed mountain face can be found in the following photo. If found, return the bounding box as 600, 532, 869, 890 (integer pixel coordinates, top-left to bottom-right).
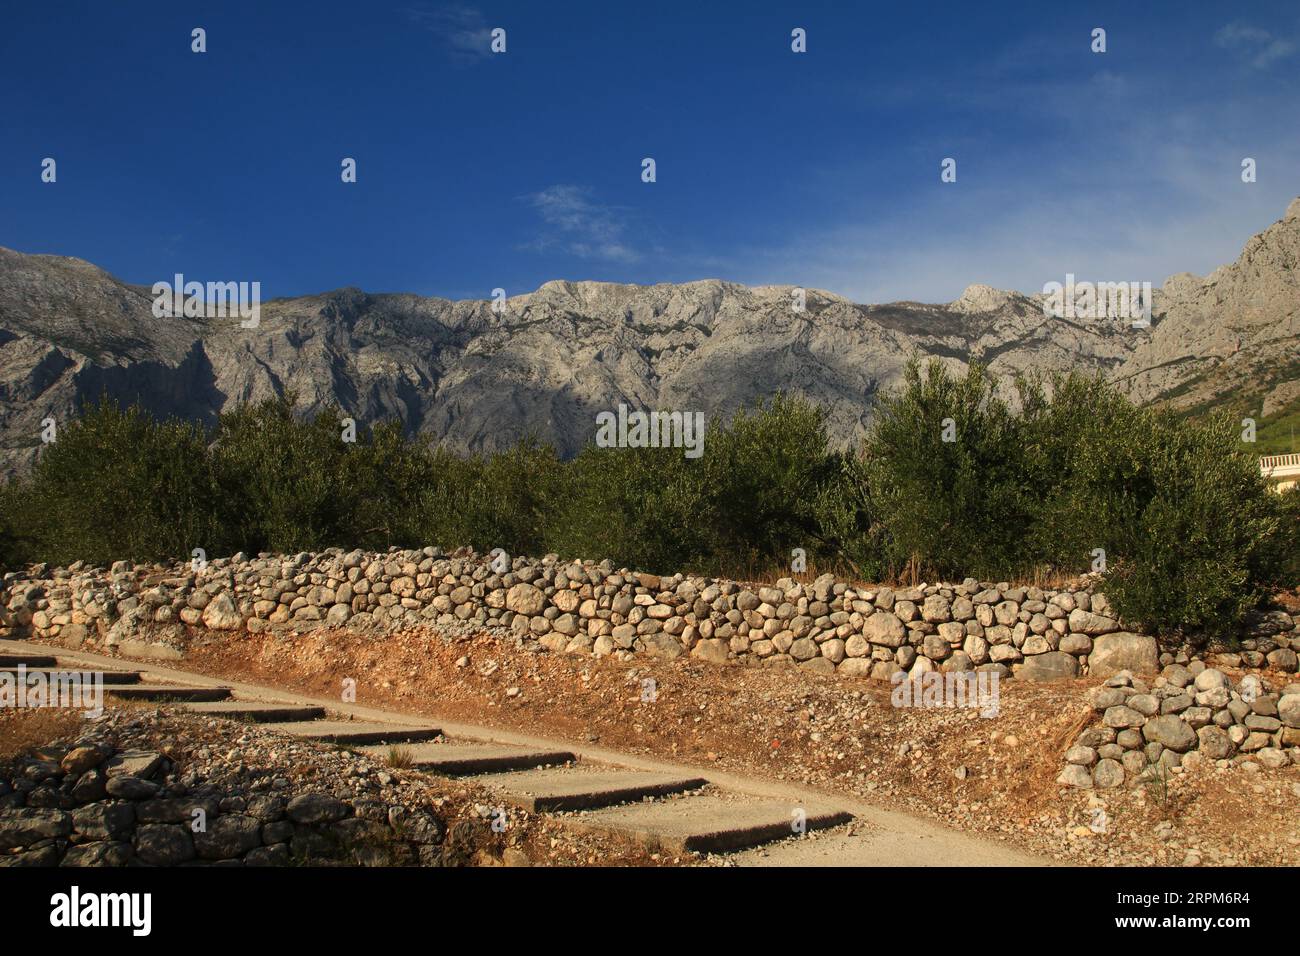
1, 200, 1297, 479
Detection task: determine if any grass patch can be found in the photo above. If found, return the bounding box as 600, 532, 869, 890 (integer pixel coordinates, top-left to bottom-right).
385, 745, 414, 769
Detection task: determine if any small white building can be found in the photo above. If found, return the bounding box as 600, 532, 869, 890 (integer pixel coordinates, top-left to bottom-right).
1260, 453, 1300, 492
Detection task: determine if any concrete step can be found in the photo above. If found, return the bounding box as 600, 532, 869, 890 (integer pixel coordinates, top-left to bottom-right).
269, 720, 442, 745
0, 653, 58, 668
474, 765, 709, 812
179, 700, 328, 723
357, 741, 575, 775
568, 794, 853, 854
106, 684, 232, 702
0, 667, 141, 685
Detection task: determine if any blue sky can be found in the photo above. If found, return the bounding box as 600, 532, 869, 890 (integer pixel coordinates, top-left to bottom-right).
2, 1, 1298, 304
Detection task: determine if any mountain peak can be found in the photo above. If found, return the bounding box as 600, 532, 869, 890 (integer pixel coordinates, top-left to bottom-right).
949, 284, 1020, 314
0, 200, 1296, 480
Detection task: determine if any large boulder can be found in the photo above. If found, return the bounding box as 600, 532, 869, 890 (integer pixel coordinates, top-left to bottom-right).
642, 633, 685, 660
789, 638, 819, 661
1088, 632, 1158, 677
920, 595, 951, 623
133, 824, 195, 866
0, 809, 72, 850
862, 611, 906, 648
286, 793, 349, 825
1067, 608, 1120, 636
505, 583, 546, 616
193, 814, 262, 860
1196, 725, 1235, 759
690, 638, 729, 664
201, 591, 243, 630
1056, 764, 1092, 788
1092, 758, 1125, 789
1014, 651, 1080, 681
1266, 648, 1299, 672
1278, 694, 1300, 729
70, 806, 135, 842
1193, 668, 1229, 692
1142, 715, 1197, 753
1102, 705, 1145, 729
837, 658, 872, 678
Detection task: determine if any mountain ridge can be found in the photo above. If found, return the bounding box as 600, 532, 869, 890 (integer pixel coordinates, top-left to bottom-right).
1, 199, 1297, 478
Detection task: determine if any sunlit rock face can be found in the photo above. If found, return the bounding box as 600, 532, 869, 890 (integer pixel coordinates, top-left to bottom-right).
1, 199, 1297, 478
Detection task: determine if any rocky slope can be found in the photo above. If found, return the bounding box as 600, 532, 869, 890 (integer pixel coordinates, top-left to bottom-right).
1, 199, 1297, 479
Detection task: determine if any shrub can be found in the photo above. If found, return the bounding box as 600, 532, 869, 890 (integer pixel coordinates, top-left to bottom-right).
342, 420, 441, 550
0, 379, 1291, 640
13, 398, 219, 566
863, 357, 1035, 580
808, 453, 882, 580
1017, 371, 1152, 573
210, 397, 359, 554
0, 480, 30, 571
545, 442, 714, 574
413, 438, 560, 557
1098, 410, 1285, 636
1264, 485, 1300, 585
703, 394, 841, 571
861, 359, 1289, 634
544, 394, 846, 575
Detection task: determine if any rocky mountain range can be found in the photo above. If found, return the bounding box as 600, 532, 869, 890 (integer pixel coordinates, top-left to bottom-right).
1, 198, 1297, 480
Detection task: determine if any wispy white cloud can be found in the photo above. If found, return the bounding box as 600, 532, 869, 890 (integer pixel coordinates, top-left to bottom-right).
698, 50, 1300, 305
522, 185, 640, 263
1215, 22, 1296, 69
403, 4, 494, 63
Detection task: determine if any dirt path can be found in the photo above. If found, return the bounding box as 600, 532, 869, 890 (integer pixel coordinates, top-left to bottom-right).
1, 638, 1050, 866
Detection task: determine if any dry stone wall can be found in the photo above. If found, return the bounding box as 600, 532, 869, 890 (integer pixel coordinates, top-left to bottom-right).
0, 711, 461, 868
5, 547, 1299, 681
1058, 666, 1300, 788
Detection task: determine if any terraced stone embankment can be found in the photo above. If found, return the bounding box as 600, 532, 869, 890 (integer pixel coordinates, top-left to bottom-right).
1058, 664, 1300, 789
6, 548, 1298, 682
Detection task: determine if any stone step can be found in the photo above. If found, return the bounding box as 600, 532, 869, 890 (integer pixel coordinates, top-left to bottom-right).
0, 653, 58, 668
567, 794, 853, 854
357, 741, 575, 775
106, 684, 232, 702
0, 667, 141, 685
269, 720, 443, 745
179, 701, 328, 723
473, 766, 709, 812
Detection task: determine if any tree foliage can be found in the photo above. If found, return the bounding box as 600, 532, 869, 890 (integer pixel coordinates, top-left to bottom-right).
1, 376, 1293, 638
